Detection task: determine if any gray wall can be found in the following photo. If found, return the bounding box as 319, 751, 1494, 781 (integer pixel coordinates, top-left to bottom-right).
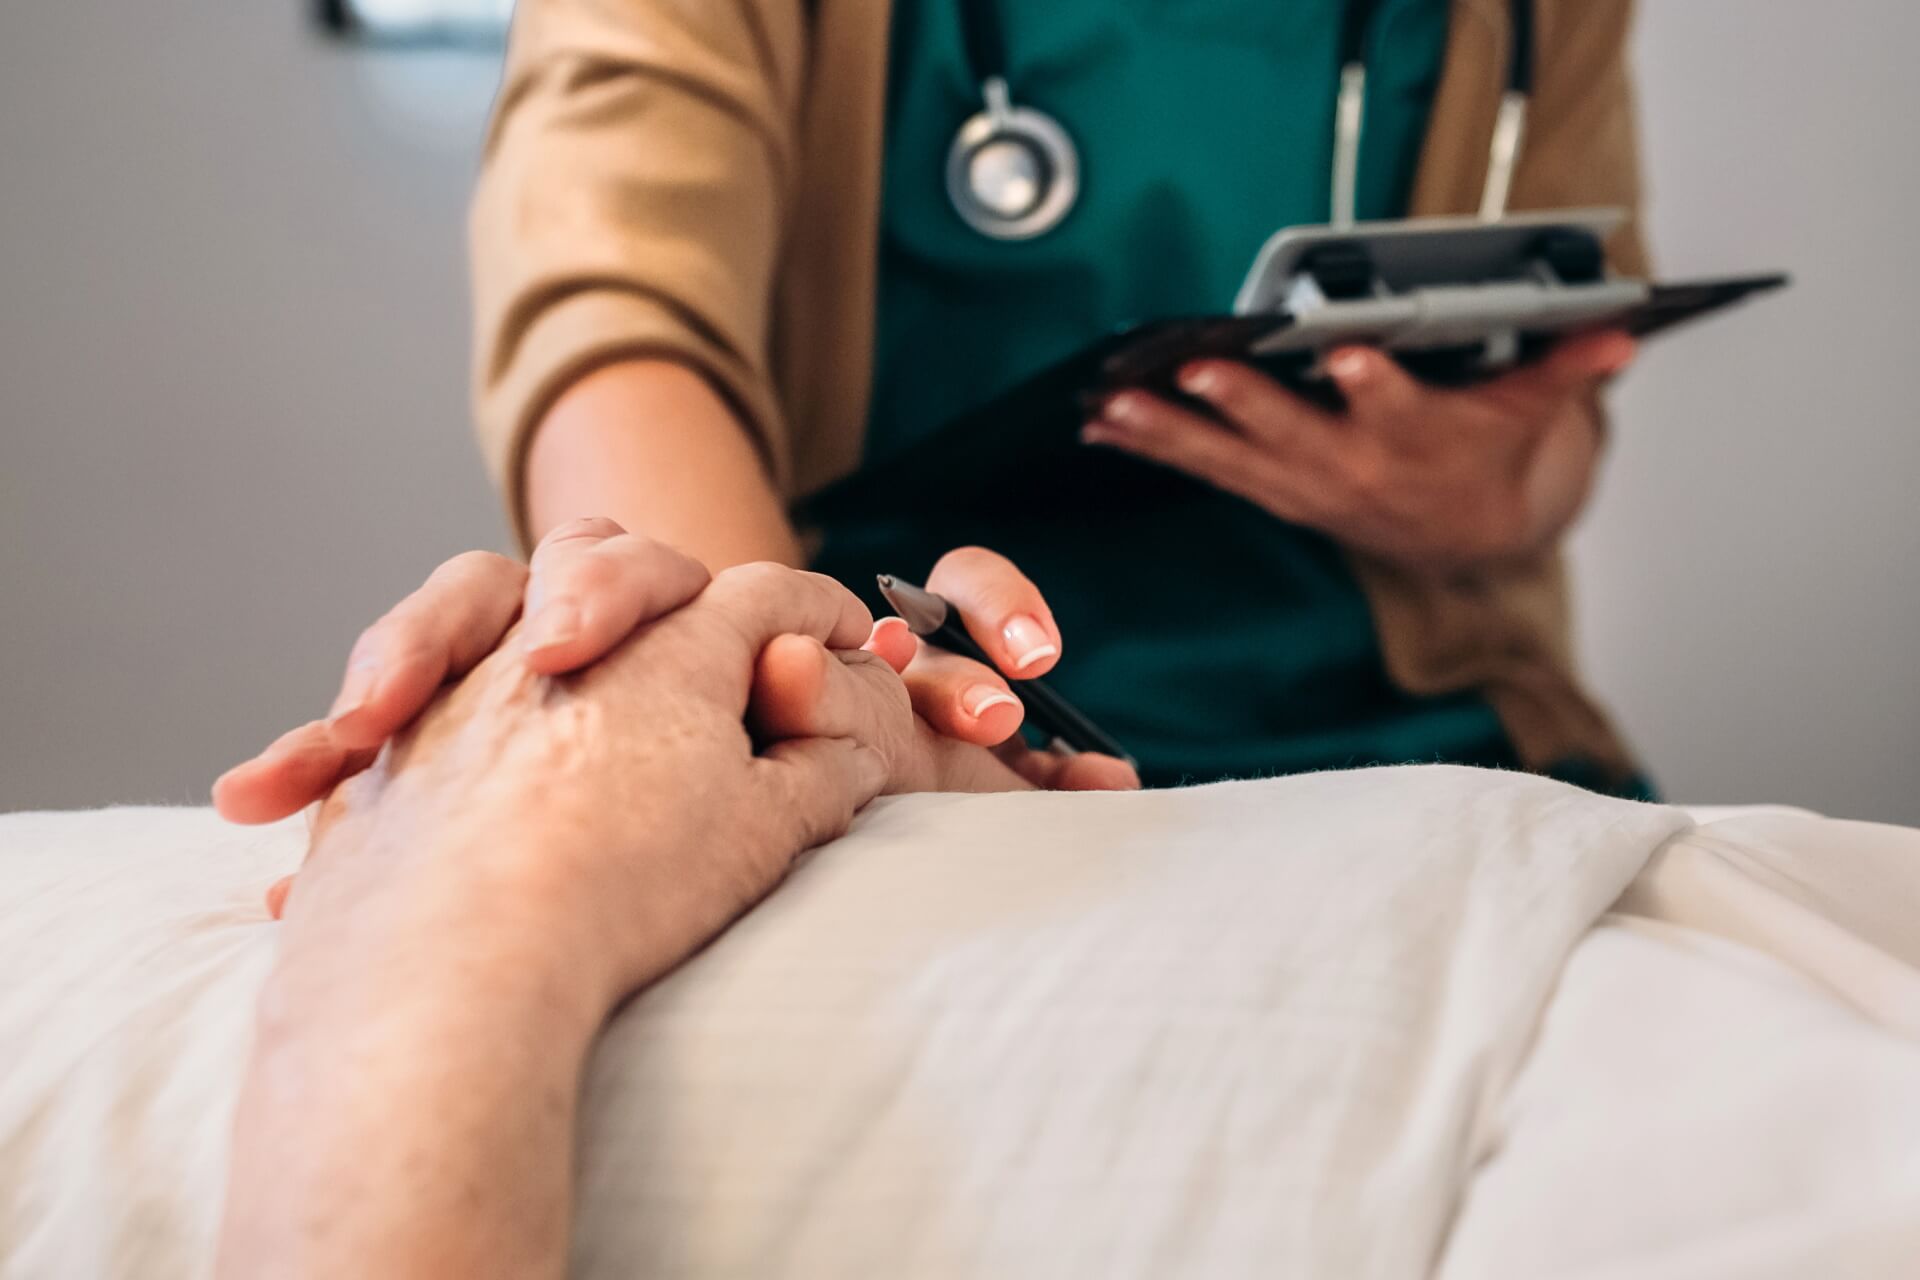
1572, 1, 1920, 820
2, 2, 1915, 820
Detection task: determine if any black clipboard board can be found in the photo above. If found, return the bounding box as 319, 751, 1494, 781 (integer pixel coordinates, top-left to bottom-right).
799, 271, 1787, 526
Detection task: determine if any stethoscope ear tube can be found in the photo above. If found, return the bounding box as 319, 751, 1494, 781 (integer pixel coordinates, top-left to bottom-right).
1478, 92, 1528, 220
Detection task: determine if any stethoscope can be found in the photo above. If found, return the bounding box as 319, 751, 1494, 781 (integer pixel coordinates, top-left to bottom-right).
947, 0, 1536, 241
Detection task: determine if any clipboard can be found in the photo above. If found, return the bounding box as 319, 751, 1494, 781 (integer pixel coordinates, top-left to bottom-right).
801, 211, 1787, 525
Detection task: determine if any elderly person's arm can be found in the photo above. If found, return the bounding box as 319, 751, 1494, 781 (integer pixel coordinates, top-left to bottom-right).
214, 559, 944, 1278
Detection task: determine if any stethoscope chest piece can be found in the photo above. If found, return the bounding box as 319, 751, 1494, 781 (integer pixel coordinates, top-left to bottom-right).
946, 76, 1079, 241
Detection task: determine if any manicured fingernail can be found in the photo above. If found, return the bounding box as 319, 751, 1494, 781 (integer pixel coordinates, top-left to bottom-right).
1329, 350, 1370, 382
1107, 393, 1147, 424
520, 601, 580, 655
1177, 366, 1218, 396
964, 685, 1021, 719
328, 656, 380, 721
1002, 615, 1058, 670
1081, 423, 1118, 446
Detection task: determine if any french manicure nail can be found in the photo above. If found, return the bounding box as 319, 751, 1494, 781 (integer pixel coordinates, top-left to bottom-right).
521, 601, 580, 654
964, 685, 1022, 719
1002, 615, 1059, 670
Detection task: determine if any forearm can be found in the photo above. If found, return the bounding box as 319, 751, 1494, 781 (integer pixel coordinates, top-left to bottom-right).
217, 838, 610, 1280
526, 359, 803, 570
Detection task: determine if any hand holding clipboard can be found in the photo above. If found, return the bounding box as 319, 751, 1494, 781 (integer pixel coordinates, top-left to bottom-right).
801, 209, 1786, 526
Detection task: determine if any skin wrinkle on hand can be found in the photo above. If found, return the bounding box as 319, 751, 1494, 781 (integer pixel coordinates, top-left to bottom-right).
225, 559, 963, 1278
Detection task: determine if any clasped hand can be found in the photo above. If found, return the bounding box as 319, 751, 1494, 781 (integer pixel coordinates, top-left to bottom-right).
215, 521, 1138, 988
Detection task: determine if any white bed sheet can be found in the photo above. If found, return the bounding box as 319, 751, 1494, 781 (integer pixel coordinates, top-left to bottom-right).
1, 767, 1917, 1279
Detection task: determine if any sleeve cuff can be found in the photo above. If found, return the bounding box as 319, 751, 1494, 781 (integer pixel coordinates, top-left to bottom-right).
474, 287, 789, 555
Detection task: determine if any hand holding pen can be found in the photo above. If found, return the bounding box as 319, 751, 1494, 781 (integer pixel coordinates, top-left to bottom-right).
863, 549, 1139, 791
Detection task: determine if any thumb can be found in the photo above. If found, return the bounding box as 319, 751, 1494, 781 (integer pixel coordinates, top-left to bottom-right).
754, 737, 890, 855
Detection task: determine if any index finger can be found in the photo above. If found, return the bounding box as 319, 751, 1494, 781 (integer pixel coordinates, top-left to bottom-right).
521, 520, 711, 672
925, 546, 1063, 678
327, 550, 527, 749
701, 562, 876, 654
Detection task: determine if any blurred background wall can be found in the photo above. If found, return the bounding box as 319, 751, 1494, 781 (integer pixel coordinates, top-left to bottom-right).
2, 2, 1915, 820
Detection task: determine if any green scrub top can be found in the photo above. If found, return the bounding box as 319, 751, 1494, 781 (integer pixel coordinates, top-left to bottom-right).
815, 0, 1531, 789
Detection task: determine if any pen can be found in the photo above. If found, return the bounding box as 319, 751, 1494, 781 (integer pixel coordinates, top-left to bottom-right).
876, 574, 1137, 768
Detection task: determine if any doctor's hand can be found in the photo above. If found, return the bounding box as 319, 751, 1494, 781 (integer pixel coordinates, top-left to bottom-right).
1082, 330, 1636, 572
786, 546, 1141, 795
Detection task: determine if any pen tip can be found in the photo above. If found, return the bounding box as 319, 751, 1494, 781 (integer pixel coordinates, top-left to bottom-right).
873, 574, 946, 634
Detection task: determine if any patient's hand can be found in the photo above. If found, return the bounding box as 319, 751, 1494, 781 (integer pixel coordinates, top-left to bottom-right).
218, 561, 899, 1277
289, 560, 915, 995
214, 518, 712, 826
216, 521, 1136, 915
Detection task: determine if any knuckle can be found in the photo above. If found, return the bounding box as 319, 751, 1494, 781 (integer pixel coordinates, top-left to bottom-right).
542, 515, 625, 546
620, 535, 709, 585
796, 569, 862, 616
356, 601, 430, 657
362, 603, 445, 670
433, 549, 522, 591
377, 630, 442, 674
707, 561, 799, 620
718, 559, 793, 598
446, 548, 511, 576
552, 552, 622, 599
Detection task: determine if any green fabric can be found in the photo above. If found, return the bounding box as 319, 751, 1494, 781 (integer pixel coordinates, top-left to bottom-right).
817, 0, 1545, 789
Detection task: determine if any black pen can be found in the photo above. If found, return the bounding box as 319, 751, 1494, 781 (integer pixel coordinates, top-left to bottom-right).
876, 574, 1137, 768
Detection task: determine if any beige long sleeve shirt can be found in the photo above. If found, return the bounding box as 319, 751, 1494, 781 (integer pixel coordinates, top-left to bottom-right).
470, 0, 1649, 780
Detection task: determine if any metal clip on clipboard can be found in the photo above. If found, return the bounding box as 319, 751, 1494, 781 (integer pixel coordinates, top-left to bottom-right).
1232, 208, 1651, 376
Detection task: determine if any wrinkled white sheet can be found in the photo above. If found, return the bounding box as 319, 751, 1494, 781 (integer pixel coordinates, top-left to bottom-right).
1440, 810, 1920, 1279
1, 767, 1916, 1279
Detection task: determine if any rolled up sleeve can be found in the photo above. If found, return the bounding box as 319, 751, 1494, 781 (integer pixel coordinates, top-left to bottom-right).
470, 0, 805, 546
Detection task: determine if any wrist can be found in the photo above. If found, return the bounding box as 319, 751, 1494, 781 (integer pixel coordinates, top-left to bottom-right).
229, 848, 599, 1280
275, 811, 628, 1039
